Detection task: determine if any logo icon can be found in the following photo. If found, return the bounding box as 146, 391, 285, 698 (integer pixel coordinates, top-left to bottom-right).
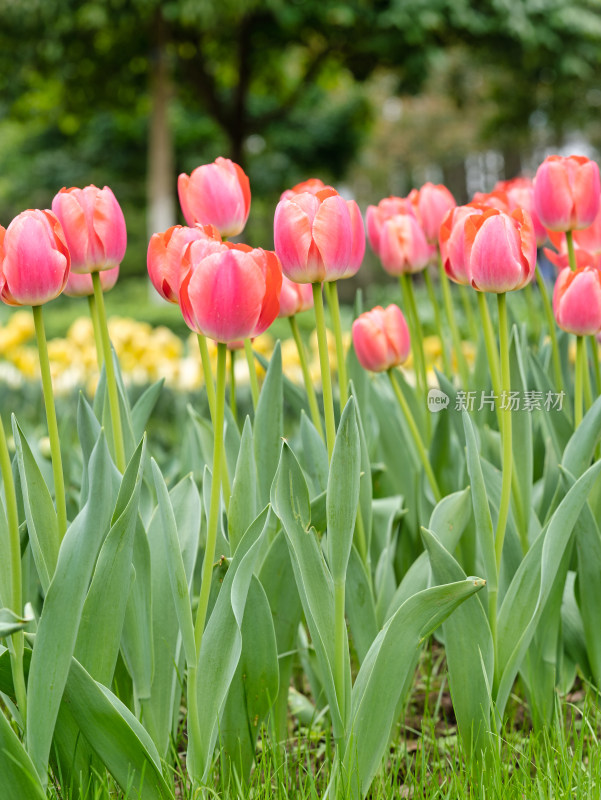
427, 388, 449, 412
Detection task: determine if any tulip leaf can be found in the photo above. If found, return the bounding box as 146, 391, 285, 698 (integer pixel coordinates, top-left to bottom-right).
0, 704, 46, 800
0, 606, 32, 638
563, 393, 601, 479
228, 416, 258, 555
254, 341, 283, 505
131, 379, 165, 443
299, 410, 329, 497
345, 545, 378, 663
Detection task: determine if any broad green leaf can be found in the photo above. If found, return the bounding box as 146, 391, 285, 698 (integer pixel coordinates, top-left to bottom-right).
345, 546, 378, 664
0, 704, 46, 800
300, 411, 329, 497
563, 393, 601, 479
343, 578, 485, 800
131, 379, 164, 442
509, 327, 532, 540
327, 398, 360, 584
573, 492, 601, 687
76, 393, 102, 507
529, 352, 572, 459
0, 497, 11, 609
228, 416, 258, 555
254, 349, 307, 416
254, 341, 283, 505
349, 381, 373, 563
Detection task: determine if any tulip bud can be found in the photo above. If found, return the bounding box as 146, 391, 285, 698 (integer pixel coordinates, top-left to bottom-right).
366, 197, 415, 256
278, 275, 314, 318
534, 155, 601, 232
464, 208, 537, 293
553, 263, 601, 336
409, 183, 456, 244
179, 243, 282, 343
274, 188, 365, 283
0, 209, 70, 306
64, 265, 119, 297
439, 204, 487, 285
352, 304, 411, 372
147, 223, 222, 303
52, 185, 127, 274
178, 157, 251, 237
378, 214, 433, 275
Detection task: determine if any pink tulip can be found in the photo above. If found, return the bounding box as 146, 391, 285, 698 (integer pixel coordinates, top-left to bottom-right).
64, 265, 119, 297
409, 183, 456, 244
534, 155, 601, 232
147, 223, 222, 303
51, 185, 126, 274
464, 208, 537, 293
378, 213, 433, 275
179, 242, 282, 343
439, 204, 487, 285
178, 157, 251, 237
553, 263, 601, 336
366, 197, 415, 256
547, 205, 601, 260
352, 304, 411, 372
278, 275, 314, 318
0, 209, 70, 306
494, 177, 547, 246
280, 178, 334, 201
274, 188, 365, 283
471, 190, 511, 213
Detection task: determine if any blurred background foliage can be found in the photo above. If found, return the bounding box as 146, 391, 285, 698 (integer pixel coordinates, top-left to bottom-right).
0, 0, 600, 297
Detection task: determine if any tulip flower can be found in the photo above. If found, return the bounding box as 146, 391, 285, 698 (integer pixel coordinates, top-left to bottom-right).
471, 190, 511, 213
64, 265, 120, 297
409, 182, 456, 244
464, 208, 537, 293
494, 177, 547, 246
553, 263, 601, 337
352, 304, 410, 373
52, 185, 127, 274
147, 223, 221, 303
439, 204, 487, 286
366, 196, 415, 256
280, 178, 334, 201
178, 157, 251, 237
378, 214, 433, 276
534, 155, 601, 233
274, 187, 365, 283
278, 275, 314, 318
0, 210, 70, 307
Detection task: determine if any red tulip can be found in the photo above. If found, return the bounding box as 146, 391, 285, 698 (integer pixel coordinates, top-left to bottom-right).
439, 204, 487, 285
378, 213, 433, 275
178, 157, 251, 237
494, 177, 547, 246
0, 210, 70, 306
464, 208, 537, 293
280, 178, 334, 201
553, 263, 601, 336
352, 304, 411, 372
408, 183, 456, 244
534, 155, 601, 232
471, 190, 511, 213
64, 265, 119, 298
277, 275, 314, 318
366, 197, 416, 256
51, 185, 126, 274
179, 242, 282, 343
147, 223, 222, 303
274, 188, 365, 283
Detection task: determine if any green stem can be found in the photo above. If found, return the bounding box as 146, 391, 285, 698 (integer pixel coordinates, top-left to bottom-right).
0, 414, 27, 724
590, 335, 601, 395
92, 272, 126, 473
423, 268, 451, 375
87, 293, 104, 369
197, 334, 216, 421
194, 342, 227, 649
536, 265, 563, 393
477, 292, 501, 399
584, 341, 593, 413
460, 284, 479, 342
439, 252, 470, 390
494, 293, 512, 572
575, 335, 584, 429
244, 338, 260, 410
229, 348, 237, 427
32, 305, 67, 538
566, 230, 577, 272
289, 315, 324, 440
388, 368, 441, 502
325, 281, 348, 408
334, 580, 347, 732
399, 274, 427, 397
313, 283, 337, 461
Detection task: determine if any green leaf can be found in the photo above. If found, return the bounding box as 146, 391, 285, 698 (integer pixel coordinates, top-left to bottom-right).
563, 393, 601, 479
76, 393, 102, 507
509, 327, 532, 540
343, 578, 485, 799
345, 545, 378, 664
254, 341, 283, 505
299, 411, 329, 497
131, 379, 164, 443
228, 416, 258, 555
0, 607, 32, 638
573, 490, 601, 687
0, 705, 46, 800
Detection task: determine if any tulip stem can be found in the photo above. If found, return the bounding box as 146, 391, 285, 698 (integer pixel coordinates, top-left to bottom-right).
583, 342, 593, 413
460, 284, 479, 343
244, 338, 260, 410
388, 368, 441, 503
423, 268, 451, 375
92, 272, 126, 473
536, 265, 563, 393
325, 281, 348, 409
229, 348, 237, 427
494, 293, 512, 571
197, 335, 230, 505
566, 231, 577, 272
439, 252, 470, 391
590, 335, 601, 395
334, 578, 347, 732
477, 292, 501, 400
289, 315, 324, 441
32, 304, 68, 539
399, 274, 427, 398
87, 293, 104, 369
313, 283, 336, 461
194, 342, 226, 649
0, 414, 27, 726
575, 335, 584, 429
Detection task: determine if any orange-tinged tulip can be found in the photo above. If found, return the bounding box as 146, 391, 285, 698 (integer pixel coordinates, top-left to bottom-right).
280, 178, 334, 201
352, 304, 410, 372
494, 177, 547, 246
534, 155, 600, 232
409, 182, 456, 244
553, 263, 601, 336
439, 204, 487, 285
178, 157, 251, 237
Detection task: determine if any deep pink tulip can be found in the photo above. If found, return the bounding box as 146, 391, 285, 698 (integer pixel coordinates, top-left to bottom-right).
438, 204, 487, 285
495, 177, 547, 246
553, 263, 601, 336
0, 209, 70, 306
179, 242, 282, 343
409, 183, 456, 244
280, 178, 334, 201
274, 188, 365, 283
147, 223, 222, 303
464, 208, 537, 293
352, 304, 411, 372
52, 185, 126, 274
178, 157, 251, 237
366, 197, 415, 256
64, 265, 119, 297
278, 275, 314, 318
378, 213, 433, 275
534, 155, 601, 232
